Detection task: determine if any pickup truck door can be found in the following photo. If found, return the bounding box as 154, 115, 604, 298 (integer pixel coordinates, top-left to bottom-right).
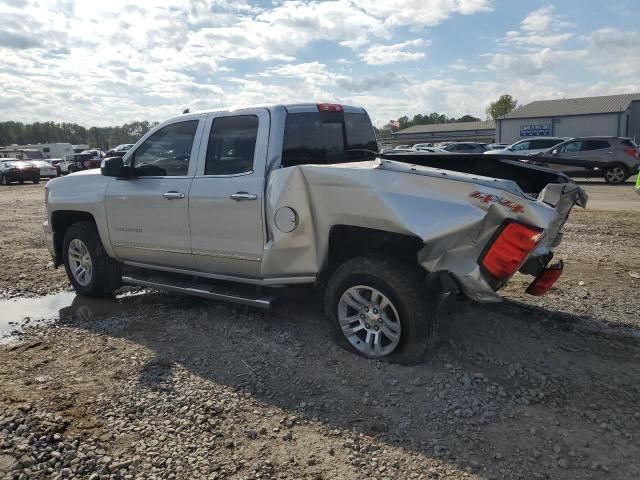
104, 118, 205, 269
188, 109, 269, 278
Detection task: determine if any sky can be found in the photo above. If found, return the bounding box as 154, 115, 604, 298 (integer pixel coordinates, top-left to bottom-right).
1, 0, 639, 127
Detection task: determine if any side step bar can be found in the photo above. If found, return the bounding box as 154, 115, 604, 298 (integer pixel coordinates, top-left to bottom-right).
122, 275, 278, 310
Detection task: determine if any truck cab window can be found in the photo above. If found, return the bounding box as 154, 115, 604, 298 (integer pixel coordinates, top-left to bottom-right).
204, 115, 258, 175
131, 120, 198, 177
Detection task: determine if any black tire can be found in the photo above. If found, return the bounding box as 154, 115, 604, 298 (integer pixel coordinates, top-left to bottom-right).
33, 178, 40, 184
324, 256, 439, 365
0, 175, 8, 185
62, 221, 122, 297
18, 179, 24, 184
603, 164, 629, 185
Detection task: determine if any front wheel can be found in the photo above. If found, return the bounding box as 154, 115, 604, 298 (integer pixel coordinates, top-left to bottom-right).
62, 221, 122, 297
604, 165, 628, 184
324, 256, 439, 365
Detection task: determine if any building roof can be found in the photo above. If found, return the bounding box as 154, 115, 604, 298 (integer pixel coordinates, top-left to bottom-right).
394, 120, 495, 135
501, 93, 640, 119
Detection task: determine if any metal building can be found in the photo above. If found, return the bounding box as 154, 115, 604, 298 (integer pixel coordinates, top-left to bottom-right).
496, 93, 640, 144
390, 120, 495, 145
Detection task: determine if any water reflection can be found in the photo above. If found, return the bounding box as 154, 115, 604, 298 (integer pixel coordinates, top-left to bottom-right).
0, 290, 145, 340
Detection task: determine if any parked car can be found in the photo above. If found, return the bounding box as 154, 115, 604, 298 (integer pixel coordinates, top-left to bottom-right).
0, 159, 41, 185
79, 150, 104, 169
43, 102, 585, 364
411, 143, 434, 150
60, 153, 97, 174
534, 137, 640, 184
485, 137, 566, 156
48, 158, 64, 176
487, 143, 509, 150
443, 142, 488, 153
391, 147, 450, 154
29, 160, 59, 178
105, 144, 134, 157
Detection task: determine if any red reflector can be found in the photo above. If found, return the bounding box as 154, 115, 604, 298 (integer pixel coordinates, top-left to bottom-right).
526, 261, 563, 296
623, 147, 639, 159
317, 103, 343, 112
482, 222, 543, 280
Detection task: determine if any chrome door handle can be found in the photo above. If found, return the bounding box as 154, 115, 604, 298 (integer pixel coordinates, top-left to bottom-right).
230, 192, 257, 201
163, 191, 185, 200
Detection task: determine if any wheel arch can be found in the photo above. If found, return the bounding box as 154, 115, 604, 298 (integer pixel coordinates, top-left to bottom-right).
320, 225, 424, 283
51, 210, 98, 267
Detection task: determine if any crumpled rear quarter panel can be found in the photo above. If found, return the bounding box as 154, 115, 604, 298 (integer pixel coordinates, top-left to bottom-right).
263, 160, 582, 302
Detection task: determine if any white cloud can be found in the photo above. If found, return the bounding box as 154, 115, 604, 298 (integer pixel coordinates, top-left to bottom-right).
360, 39, 429, 65
520, 6, 556, 32
582, 28, 640, 79
487, 48, 580, 75
356, 0, 492, 28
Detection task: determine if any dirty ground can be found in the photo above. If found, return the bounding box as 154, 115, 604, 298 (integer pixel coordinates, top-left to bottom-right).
1, 181, 639, 480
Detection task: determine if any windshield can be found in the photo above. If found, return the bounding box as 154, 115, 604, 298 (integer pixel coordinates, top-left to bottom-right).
281, 111, 378, 167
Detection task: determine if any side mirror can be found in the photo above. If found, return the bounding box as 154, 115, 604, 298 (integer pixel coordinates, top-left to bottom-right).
551, 149, 558, 155
101, 157, 129, 178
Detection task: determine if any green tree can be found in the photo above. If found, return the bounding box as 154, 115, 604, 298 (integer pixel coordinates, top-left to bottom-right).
454, 114, 481, 123
486, 94, 518, 120
0, 120, 158, 149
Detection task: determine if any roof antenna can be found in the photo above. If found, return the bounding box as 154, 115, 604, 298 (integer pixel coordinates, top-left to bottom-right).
183, 107, 190, 114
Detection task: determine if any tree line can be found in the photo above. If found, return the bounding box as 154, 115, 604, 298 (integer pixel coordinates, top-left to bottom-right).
0, 95, 519, 147
0, 120, 159, 150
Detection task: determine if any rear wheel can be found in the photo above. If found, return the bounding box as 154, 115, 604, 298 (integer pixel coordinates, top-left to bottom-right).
324, 256, 439, 365
63, 221, 122, 297
604, 165, 628, 184
33, 178, 40, 184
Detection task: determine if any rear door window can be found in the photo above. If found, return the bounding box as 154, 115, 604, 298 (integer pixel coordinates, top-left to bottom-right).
204, 115, 258, 175
281, 111, 377, 167
581, 140, 610, 151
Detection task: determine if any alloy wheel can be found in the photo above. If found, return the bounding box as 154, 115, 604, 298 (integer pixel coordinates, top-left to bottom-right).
337, 285, 401, 357
68, 238, 93, 286
605, 167, 626, 184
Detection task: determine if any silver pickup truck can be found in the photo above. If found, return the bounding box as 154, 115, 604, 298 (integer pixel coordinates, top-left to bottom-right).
43, 103, 586, 364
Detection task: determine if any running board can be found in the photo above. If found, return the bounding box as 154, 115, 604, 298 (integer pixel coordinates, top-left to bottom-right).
122, 275, 278, 310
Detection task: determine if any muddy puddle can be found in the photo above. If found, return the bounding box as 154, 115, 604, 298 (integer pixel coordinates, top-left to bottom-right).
0, 290, 145, 341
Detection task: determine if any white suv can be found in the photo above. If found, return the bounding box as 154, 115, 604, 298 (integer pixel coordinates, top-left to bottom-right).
485, 137, 566, 156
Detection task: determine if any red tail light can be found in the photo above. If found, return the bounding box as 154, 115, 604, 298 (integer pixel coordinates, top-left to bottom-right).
526, 261, 563, 296
317, 103, 343, 112
623, 147, 639, 159
481, 221, 543, 280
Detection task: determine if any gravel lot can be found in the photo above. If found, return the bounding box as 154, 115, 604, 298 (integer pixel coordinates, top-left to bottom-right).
1, 180, 639, 480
